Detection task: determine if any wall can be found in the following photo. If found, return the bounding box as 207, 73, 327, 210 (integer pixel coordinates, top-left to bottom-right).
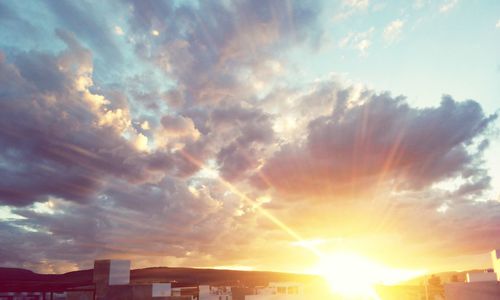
466, 272, 497, 282
67, 291, 94, 300
445, 282, 500, 300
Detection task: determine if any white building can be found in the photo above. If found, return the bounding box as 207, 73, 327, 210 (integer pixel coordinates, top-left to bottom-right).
199, 285, 232, 300
152, 283, 172, 297
466, 271, 497, 283
492, 249, 500, 280
444, 249, 500, 300
245, 282, 306, 300
94, 259, 131, 286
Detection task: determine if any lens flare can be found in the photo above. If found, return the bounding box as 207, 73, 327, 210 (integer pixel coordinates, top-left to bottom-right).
179, 150, 424, 300
315, 252, 425, 300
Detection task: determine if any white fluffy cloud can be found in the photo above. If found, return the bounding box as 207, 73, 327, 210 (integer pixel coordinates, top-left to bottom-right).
339, 28, 375, 55
383, 19, 404, 44
343, 0, 369, 10
439, 0, 458, 13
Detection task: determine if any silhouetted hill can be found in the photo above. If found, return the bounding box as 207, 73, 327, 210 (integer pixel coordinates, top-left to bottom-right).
0, 266, 320, 289
0, 268, 38, 281
130, 267, 319, 286
0, 267, 94, 292
0, 267, 93, 283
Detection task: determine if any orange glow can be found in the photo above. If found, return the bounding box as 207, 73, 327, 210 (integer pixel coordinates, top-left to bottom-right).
179, 149, 322, 256
179, 149, 426, 298
314, 251, 425, 299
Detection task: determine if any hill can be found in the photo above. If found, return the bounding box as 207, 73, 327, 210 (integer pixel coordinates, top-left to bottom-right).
0, 266, 322, 290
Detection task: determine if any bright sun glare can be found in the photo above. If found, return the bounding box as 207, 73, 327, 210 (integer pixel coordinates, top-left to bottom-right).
183, 151, 426, 299
315, 252, 425, 300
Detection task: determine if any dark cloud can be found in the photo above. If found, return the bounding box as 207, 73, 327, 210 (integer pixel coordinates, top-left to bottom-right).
160, 114, 197, 133
126, 0, 321, 105
258, 89, 497, 198
0, 201, 107, 272
14, 51, 69, 92
211, 104, 275, 181
0, 176, 257, 272
381, 191, 500, 265
0, 33, 164, 206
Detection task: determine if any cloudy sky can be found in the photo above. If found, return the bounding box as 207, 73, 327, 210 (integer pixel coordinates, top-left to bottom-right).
0, 0, 499, 275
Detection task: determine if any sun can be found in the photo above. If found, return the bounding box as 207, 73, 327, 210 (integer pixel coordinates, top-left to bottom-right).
315, 252, 424, 300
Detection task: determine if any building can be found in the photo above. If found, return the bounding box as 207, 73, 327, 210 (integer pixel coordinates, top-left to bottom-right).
92, 260, 193, 300
0, 274, 95, 300
0, 260, 323, 300
465, 271, 497, 283
444, 249, 500, 300
244, 282, 306, 300
198, 285, 232, 300
492, 249, 500, 281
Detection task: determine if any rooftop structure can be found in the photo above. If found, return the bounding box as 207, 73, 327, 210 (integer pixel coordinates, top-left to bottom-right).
92, 259, 194, 300
0, 259, 323, 300
245, 282, 306, 300
199, 285, 232, 300
491, 249, 500, 281
93, 259, 131, 286
466, 271, 497, 283
445, 249, 500, 300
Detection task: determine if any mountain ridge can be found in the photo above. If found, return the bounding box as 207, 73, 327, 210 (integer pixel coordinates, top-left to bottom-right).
0, 266, 320, 287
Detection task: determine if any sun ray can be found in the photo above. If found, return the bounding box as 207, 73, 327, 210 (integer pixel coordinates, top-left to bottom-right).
178, 149, 322, 257
178, 149, 423, 300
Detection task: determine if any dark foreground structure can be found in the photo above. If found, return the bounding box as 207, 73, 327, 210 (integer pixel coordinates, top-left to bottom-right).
0, 259, 246, 300
0, 259, 195, 300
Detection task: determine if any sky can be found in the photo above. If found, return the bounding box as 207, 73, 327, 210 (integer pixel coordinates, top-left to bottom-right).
0, 0, 499, 276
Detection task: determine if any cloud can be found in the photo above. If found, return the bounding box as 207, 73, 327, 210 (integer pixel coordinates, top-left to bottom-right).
1, 0, 499, 275
0, 199, 106, 272
333, 0, 370, 22
256, 83, 496, 198
155, 114, 201, 149
42, 1, 124, 68
343, 0, 369, 10
0, 32, 168, 206
439, 0, 458, 13
383, 19, 404, 44
338, 28, 374, 55
496, 19, 500, 28
211, 104, 275, 181
126, 0, 322, 106
245, 79, 498, 269
114, 25, 124, 35
0, 175, 269, 273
